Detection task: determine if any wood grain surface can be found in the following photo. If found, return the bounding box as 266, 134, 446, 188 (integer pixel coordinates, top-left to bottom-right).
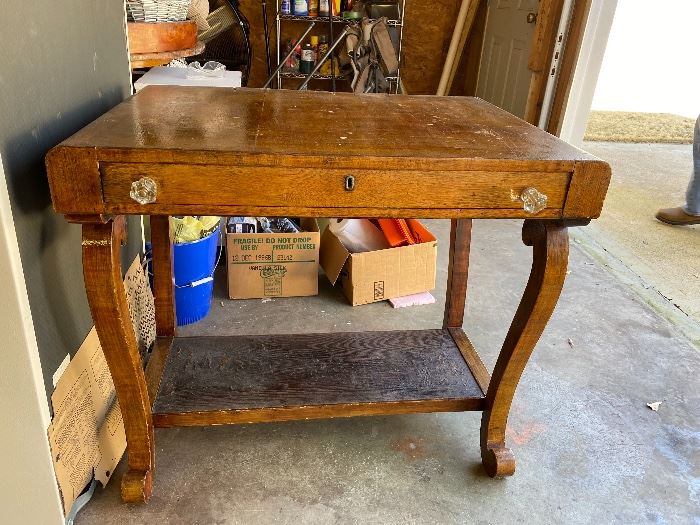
45, 146, 102, 214
564, 160, 612, 219
46, 86, 611, 219
149, 216, 176, 337
102, 163, 570, 210
82, 217, 154, 502
153, 398, 481, 427
130, 41, 206, 69
152, 329, 484, 426
480, 220, 569, 478
144, 337, 173, 406
524, 0, 565, 124
54, 87, 598, 164
441, 0, 483, 95
126, 21, 198, 54
448, 327, 490, 395
443, 219, 472, 328
106, 204, 568, 220
45, 70, 613, 500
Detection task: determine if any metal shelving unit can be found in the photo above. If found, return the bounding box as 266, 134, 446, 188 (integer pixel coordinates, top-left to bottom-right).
274, 0, 406, 93
278, 13, 402, 26
279, 70, 397, 81
279, 71, 343, 80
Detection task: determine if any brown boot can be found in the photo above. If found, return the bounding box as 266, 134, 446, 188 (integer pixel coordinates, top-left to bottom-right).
655, 207, 700, 225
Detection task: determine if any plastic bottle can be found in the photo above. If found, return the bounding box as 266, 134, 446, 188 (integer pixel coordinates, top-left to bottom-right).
310, 35, 319, 61
318, 35, 330, 75
329, 219, 389, 253
319, 0, 330, 17
299, 43, 315, 74
293, 0, 308, 16
308, 0, 319, 17
281, 0, 291, 14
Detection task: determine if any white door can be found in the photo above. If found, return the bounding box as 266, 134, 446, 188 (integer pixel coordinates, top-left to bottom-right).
476, 0, 539, 118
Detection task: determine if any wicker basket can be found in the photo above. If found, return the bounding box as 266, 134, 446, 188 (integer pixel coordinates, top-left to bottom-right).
126, 0, 192, 23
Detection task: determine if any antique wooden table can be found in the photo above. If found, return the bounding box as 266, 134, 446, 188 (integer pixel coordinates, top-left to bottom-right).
46, 86, 610, 503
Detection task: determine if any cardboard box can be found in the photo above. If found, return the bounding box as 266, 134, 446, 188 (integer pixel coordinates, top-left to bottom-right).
320, 220, 437, 306
227, 219, 320, 299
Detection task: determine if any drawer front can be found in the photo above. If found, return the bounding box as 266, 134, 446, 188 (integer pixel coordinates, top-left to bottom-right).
101, 163, 570, 211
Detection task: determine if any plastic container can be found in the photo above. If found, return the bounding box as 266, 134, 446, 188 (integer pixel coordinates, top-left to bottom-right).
299, 43, 315, 74
329, 219, 389, 253
293, 0, 309, 16
309, 0, 319, 16
319, 0, 330, 16
173, 227, 219, 325
318, 35, 330, 75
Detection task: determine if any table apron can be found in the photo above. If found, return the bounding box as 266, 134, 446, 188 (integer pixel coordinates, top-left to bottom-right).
100, 162, 571, 216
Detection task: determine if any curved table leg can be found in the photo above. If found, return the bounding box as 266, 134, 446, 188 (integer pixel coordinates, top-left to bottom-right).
82, 216, 155, 502
480, 220, 569, 477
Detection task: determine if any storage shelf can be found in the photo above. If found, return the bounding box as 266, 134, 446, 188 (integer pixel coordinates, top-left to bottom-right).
150, 329, 485, 427
279, 70, 398, 82
279, 70, 345, 80
277, 14, 402, 26
275, 0, 405, 93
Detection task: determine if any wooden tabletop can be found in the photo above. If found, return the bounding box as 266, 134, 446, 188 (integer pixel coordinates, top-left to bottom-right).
47, 87, 610, 219
57, 86, 598, 167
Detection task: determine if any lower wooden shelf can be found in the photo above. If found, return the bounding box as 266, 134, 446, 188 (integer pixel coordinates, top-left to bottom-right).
149, 328, 487, 427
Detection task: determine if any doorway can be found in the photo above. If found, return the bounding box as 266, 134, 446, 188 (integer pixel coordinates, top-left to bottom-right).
579, 0, 700, 330
459, 0, 591, 132
475, 0, 539, 118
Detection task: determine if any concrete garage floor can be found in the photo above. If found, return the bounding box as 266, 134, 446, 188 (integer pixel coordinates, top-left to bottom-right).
77, 218, 699, 524
580, 142, 700, 335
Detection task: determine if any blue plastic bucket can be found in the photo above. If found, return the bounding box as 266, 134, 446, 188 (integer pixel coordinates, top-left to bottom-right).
174, 227, 219, 326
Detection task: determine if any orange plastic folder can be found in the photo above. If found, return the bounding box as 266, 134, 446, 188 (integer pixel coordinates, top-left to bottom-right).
377, 219, 421, 247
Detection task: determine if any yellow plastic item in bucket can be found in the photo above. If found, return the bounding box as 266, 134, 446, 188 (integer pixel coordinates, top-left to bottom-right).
170, 216, 221, 244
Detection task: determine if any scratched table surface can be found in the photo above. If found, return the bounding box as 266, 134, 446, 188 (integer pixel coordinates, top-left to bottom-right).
57, 86, 596, 167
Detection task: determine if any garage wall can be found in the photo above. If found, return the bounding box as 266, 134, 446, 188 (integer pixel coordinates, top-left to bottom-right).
0, 1, 137, 402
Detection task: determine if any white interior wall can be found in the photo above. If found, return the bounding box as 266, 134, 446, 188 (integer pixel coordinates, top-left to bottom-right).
0, 155, 63, 523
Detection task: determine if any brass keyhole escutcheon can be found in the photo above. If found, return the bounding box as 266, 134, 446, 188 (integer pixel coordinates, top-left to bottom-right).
527, 12, 537, 23
344, 175, 356, 191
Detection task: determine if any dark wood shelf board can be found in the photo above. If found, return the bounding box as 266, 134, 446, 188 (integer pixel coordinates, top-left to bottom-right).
152, 329, 484, 427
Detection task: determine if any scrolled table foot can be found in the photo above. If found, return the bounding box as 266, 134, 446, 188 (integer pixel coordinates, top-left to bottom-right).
121, 469, 153, 503
481, 443, 516, 478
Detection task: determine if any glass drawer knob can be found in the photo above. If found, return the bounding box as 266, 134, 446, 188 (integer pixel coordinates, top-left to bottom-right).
512, 186, 547, 214
130, 177, 157, 205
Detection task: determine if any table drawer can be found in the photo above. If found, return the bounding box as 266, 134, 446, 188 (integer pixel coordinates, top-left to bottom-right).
101, 163, 570, 212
